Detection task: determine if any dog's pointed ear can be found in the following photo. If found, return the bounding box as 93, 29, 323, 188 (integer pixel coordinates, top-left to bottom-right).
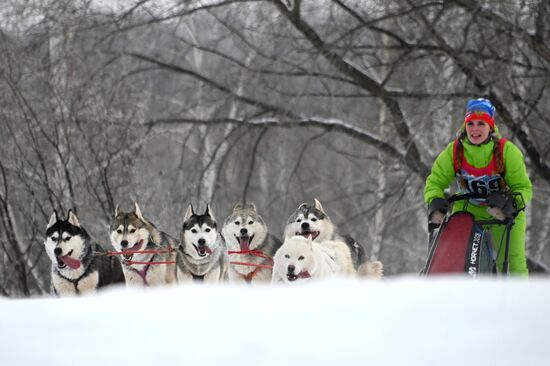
133, 202, 144, 220
232, 203, 242, 212
298, 202, 308, 210
205, 204, 215, 221
47, 210, 58, 229
247, 202, 257, 212
184, 204, 194, 222
115, 205, 124, 218
67, 210, 80, 227
314, 198, 325, 214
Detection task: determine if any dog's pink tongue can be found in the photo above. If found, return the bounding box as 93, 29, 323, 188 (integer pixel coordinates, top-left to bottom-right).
239, 237, 250, 251
60, 255, 81, 269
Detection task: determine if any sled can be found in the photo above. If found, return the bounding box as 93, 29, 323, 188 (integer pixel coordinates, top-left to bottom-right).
423, 192, 525, 277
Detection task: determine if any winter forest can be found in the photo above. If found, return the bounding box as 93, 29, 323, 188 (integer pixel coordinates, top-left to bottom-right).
1, 0, 549, 296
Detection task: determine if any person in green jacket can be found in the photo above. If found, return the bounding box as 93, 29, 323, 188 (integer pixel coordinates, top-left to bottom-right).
424, 98, 532, 276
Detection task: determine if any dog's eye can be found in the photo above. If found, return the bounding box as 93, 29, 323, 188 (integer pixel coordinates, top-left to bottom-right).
296, 219, 301, 223
284, 254, 290, 259
248, 221, 253, 225
63, 236, 71, 242
129, 229, 136, 234
117, 229, 122, 234
191, 229, 197, 234
311, 218, 317, 222
52, 237, 58, 242
205, 228, 211, 232
298, 256, 304, 261
234, 221, 240, 225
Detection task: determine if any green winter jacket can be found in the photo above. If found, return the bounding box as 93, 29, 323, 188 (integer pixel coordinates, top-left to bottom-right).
424, 137, 532, 207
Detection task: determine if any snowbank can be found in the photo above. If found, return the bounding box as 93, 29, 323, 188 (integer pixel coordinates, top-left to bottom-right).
1, 276, 549, 366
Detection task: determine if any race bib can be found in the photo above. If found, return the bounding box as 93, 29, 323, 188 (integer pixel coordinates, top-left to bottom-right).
458, 169, 502, 204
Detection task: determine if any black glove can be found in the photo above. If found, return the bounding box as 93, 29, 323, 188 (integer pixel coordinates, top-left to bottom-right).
487, 192, 517, 219
428, 198, 449, 224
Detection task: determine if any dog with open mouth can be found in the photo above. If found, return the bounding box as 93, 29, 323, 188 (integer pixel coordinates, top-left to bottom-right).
221, 203, 282, 284
284, 198, 383, 279
44, 210, 125, 296
272, 235, 348, 284
176, 204, 227, 283
110, 202, 177, 287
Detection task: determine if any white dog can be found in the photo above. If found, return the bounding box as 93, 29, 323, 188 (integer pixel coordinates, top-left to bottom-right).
272, 235, 355, 284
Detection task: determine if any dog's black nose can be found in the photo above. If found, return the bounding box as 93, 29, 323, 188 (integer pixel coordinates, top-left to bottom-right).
288, 264, 295, 274
198, 238, 206, 246
240, 228, 248, 235
301, 222, 310, 230
54, 247, 62, 256
121, 240, 128, 248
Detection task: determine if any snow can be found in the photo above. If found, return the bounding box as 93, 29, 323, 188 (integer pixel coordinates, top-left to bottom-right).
1, 276, 550, 366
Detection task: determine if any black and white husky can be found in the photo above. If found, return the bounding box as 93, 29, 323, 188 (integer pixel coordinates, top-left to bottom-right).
44, 210, 125, 296
284, 198, 383, 278
177, 204, 228, 283
222, 203, 282, 284
110, 202, 178, 287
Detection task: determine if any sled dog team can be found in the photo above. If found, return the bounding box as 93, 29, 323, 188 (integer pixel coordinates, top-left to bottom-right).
44, 199, 383, 296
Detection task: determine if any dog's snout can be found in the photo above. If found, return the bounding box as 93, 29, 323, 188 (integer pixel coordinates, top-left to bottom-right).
301, 222, 310, 230
240, 228, 248, 235
121, 240, 128, 248
54, 247, 62, 256
287, 264, 295, 274
198, 238, 206, 246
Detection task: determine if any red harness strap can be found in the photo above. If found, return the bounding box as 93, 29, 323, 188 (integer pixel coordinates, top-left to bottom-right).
106, 247, 176, 265
228, 250, 274, 282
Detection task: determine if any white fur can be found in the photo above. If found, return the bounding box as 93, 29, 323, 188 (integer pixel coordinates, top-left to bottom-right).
284, 199, 384, 279
272, 236, 340, 284
51, 271, 99, 296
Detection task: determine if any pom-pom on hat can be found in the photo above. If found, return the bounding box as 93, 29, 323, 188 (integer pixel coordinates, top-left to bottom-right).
464, 98, 495, 129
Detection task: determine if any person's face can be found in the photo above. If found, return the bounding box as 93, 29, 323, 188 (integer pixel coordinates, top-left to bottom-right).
465, 120, 491, 145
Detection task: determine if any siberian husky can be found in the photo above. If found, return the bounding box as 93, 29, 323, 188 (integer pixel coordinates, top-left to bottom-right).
221, 203, 282, 284
110, 202, 177, 286
272, 235, 355, 284
177, 204, 228, 283
44, 210, 125, 296
284, 198, 383, 278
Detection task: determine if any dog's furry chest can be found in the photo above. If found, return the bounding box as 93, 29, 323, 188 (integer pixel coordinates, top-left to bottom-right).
177, 248, 222, 276
52, 270, 99, 295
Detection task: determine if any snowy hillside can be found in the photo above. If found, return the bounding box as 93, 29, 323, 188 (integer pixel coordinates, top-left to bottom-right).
1, 276, 550, 366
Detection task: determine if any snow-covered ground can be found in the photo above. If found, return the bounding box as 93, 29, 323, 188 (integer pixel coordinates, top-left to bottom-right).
1, 276, 550, 366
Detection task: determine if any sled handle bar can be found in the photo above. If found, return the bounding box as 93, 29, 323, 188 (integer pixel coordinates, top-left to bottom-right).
445, 192, 526, 212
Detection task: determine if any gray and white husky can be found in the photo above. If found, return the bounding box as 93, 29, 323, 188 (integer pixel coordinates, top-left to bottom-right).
222, 203, 282, 284
44, 210, 125, 296
284, 198, 383, 278
177, 204, 228, 283
110, 202, 177, 287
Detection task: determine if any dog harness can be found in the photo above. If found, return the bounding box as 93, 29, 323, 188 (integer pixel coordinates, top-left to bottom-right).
453, 138, 507, 204
228, 249, 274, 283
134, 261, 152, 286
125, 241, 157, 286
